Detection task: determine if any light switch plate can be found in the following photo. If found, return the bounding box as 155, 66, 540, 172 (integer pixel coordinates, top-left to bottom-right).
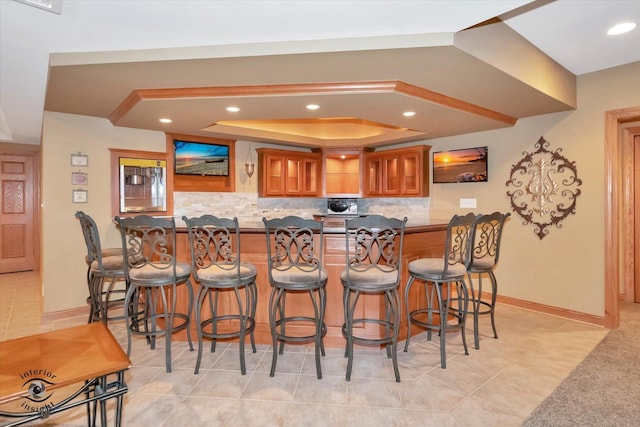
460, 198, 477, 208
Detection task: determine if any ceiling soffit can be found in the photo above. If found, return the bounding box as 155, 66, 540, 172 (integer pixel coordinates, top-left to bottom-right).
44, 21, 576, 149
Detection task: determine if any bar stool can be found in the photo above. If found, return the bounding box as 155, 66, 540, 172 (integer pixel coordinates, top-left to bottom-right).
263, 216, 327, 379
183, 215, 258, 375
467, 212, 510, 349
116, 215, 194, 373
403, 213, 475, 368
342, 215, 407, 382
75, 211, 126, 324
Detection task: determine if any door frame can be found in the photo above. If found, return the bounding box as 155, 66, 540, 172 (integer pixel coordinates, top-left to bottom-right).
621, 125, 640, 303
604, 107, 640, 328
0, 143, 41, 272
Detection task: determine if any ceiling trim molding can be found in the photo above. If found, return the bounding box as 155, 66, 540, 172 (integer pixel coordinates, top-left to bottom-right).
108, 80, 517, 127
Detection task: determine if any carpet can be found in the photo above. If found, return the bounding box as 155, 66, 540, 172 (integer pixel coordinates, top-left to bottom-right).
522, 302, 640, 426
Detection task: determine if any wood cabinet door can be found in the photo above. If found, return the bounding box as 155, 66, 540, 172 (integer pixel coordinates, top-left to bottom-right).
364, 155, 383, 196
383, 154, 401, 195
400, 151, 421, 195
264, 153, 286, 196
301, 156, 320, 196
285, 156, 301, 196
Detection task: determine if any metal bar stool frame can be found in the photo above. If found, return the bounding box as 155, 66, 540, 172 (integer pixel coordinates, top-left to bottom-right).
183, 215, 258, 375
342, 215, 407, 382
403, 213, 475, 369
75, 211, 126, 324
263, 216, 328, 379
467, 211, 510, 349
116, 215, 194, 373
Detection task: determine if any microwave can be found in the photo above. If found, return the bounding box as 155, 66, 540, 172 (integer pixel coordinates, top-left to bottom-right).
327, 198, 358, 216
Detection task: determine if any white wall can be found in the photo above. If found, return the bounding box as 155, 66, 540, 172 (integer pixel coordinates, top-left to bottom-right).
40, 61, 640, 317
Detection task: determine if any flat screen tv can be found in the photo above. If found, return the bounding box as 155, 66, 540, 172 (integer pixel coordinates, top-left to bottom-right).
173, 140, 229, 176
432, 146, 488, 183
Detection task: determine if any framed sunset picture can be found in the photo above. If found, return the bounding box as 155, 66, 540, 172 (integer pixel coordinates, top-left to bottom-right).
433, 146, 488, 183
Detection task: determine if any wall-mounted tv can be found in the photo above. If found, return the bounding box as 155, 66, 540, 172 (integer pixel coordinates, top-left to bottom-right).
173, 140, 229, 176
433, 146, 488, 183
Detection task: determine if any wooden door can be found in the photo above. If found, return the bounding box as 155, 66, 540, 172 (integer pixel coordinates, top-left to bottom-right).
635, 134, 640, 302
0, 155, 35, 273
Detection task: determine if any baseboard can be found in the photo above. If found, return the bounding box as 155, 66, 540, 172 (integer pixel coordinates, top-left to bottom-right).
42, 306, 88, 323
496, 294, 606, 327
42, 294, 607, 328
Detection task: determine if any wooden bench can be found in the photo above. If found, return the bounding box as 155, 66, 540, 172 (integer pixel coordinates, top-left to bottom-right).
0, 323, 131, 426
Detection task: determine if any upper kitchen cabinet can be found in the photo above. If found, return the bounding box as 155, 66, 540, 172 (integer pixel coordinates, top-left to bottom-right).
321, 148, 364, 197
257, 148, 321, 197
364, 145, 431, 197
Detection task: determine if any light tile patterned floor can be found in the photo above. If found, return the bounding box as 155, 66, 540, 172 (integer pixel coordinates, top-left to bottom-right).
0, 271, 611, 426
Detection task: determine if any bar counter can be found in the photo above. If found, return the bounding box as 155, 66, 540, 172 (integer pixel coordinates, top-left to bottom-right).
171, 217, 450, 347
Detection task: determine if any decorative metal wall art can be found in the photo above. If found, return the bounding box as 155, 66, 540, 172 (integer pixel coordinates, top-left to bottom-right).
505, 137, 582, 239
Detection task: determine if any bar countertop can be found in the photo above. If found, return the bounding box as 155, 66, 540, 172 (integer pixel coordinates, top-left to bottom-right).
175, 216, 451, 234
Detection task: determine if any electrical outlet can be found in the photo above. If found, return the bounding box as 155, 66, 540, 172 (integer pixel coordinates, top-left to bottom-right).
459, 198, 477, 208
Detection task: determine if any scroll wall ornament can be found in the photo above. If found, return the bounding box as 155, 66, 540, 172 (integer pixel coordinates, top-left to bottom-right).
505, 136, 582, 239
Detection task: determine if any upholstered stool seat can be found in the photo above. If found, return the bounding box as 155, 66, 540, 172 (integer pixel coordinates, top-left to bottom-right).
408, 259, 467, 279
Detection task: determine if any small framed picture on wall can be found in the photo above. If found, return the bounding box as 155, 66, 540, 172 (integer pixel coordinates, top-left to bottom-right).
72, 189, 88, 203
71, 154, 89, 167
71, 172, 88, 185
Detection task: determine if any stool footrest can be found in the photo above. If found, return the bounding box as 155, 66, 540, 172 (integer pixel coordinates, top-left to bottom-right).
200, 316, 256, 340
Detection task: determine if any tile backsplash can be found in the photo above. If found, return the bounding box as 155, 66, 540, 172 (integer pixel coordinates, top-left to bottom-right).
174, 192, 430, 224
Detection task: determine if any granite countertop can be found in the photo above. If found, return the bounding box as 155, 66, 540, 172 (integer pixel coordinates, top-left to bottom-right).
162, 216, 449, 234
236, 217, 450, 234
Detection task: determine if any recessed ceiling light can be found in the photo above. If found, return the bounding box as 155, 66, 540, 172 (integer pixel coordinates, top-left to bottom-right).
226, 106, 240, 112
403, 111, 416, 117
306, 104, 320, 110
607, 22, 637, 35
158, 118, 172, 123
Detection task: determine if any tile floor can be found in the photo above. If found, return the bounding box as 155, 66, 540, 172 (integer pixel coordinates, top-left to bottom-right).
0, 271, 611, 426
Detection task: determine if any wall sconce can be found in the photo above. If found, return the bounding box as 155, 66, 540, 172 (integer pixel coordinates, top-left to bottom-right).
245, 144, 255, 178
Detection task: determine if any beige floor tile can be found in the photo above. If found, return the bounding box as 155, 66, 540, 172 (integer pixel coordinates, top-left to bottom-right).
189, 369, 253, 398
346, 377, 403, 408
284, 402, 349, 427
1, 271, 627, 426
346, 405, 457, 426
293, 374, 347, 404
240, 371, 298, 401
